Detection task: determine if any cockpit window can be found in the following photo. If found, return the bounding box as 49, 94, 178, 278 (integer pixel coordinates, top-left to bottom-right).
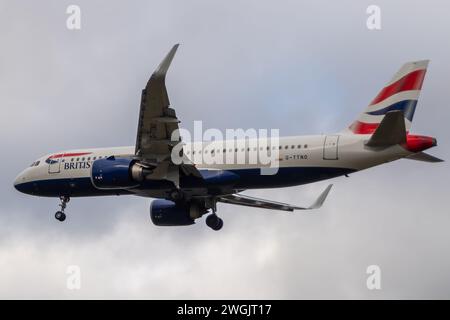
29, 161, 40, 167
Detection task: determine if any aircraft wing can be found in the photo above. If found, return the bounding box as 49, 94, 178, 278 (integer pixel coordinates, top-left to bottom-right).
218, 184, 333, 212
134, 44, 200, 185
135, 44, 180, 161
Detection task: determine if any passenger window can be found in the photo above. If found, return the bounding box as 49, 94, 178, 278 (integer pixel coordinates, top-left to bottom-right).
297, 145, 301, 149
284, 146, 288, 149
76, 158, 80, 161
304, 144, 308, 148
291, 145, 295, 149
71, 158, 74, 162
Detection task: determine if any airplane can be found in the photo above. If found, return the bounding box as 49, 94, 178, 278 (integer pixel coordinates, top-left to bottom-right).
13, 45, 442, 231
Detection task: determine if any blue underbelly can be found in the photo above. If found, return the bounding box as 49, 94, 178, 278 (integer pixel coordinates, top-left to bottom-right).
229, 166, 354, 189
15, 166, 354, 197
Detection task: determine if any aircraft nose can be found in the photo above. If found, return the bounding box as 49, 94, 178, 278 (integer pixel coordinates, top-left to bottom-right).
13, 171, 27, 193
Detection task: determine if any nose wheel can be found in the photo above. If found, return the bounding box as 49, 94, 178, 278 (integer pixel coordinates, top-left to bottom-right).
55, 211, 66, 222
55, 196, 70, 222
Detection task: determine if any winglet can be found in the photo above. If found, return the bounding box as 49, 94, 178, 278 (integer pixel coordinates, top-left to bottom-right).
307, 184, 333, 209
152, 44, 180, 79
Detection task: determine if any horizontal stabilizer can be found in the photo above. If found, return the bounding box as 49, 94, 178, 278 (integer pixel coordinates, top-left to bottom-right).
406, 152, 444, 163
365, 111, 406, 147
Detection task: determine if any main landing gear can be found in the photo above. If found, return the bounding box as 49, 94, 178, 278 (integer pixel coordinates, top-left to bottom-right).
206, 214, 223, 231
205, 199, 223, 231
55, 196, 70, 222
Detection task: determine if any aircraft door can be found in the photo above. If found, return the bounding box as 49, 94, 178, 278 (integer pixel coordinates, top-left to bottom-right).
323, 135, 339, 160
48, 156, 61, 174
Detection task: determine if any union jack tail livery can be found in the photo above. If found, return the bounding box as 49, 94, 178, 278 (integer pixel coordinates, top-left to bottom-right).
349, 60, 429, 134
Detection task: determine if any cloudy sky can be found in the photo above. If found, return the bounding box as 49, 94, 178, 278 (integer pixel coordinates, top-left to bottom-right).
1, 0, 449, 299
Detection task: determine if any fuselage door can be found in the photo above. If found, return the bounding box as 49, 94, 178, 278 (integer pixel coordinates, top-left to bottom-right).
48, 156, 61, 174
323, 135, 339, 160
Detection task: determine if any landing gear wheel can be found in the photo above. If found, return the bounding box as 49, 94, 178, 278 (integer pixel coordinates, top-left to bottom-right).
54, 196, 70, 222
206, 214, 223, 231
55, 211, 66, 222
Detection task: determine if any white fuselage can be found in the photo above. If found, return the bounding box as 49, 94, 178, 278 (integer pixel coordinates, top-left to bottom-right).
14, 133, 411, 199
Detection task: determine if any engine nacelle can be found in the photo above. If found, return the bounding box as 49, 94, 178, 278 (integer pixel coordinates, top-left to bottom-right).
91, 157, 141, 190
150, 200, 195, 226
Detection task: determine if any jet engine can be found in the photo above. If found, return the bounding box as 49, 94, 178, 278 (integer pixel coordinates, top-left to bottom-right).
150, 199, 196, 226
91, 157, 149, 189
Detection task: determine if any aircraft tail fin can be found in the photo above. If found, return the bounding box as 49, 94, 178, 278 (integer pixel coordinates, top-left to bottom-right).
347, 60, 429, 134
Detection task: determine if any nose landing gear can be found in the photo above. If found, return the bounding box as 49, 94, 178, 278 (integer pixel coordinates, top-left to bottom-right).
55, 196, 70, 222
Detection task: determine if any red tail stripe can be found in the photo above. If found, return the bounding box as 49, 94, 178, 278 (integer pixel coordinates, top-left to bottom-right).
370, 69, 426, 106
49, 152, 91, 159
349, 121, 379, 134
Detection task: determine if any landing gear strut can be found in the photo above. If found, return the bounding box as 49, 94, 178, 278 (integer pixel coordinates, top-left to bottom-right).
205, 200, 223, 231
55, 196, 70, 222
